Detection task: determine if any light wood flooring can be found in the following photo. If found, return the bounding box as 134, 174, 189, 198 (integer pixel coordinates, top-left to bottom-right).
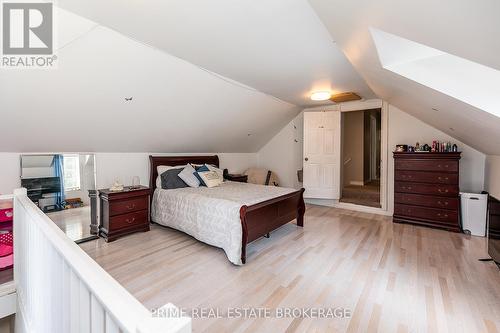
81, 205, 500, 333
48, 206, 93, 242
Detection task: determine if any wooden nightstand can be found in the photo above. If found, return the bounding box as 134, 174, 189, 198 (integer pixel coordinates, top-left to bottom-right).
223, 169, 248, 183
99, 186, 150, 242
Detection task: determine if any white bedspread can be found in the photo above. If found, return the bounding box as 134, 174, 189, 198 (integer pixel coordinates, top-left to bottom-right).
151, 181, 297, 265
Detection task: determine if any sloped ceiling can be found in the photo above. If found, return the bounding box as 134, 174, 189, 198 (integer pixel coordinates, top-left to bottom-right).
55, 0, 374, 106
0, 7, 300, 153
308, 0, 500, 155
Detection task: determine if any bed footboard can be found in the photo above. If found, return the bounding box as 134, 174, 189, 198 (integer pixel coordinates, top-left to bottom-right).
239, 188, 305, 264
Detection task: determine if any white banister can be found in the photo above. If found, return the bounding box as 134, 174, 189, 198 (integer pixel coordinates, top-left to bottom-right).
13, 188, 191, 333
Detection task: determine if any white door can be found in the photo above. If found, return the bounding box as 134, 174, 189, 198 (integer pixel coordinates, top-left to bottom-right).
303, 111, 340, 199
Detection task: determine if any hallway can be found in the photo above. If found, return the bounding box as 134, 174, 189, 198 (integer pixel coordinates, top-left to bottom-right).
340, 180, 381, 208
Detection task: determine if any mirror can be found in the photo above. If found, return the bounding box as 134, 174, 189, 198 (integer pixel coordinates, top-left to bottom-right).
20, 154, 98, 243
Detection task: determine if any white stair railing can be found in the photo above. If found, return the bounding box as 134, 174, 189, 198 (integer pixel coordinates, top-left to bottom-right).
13, 188, 191, 333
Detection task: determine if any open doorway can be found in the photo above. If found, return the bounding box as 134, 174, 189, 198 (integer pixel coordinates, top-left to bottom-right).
340, 108, 381, 208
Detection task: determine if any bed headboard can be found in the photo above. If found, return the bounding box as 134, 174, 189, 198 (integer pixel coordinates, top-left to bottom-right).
149, 155, 220, 192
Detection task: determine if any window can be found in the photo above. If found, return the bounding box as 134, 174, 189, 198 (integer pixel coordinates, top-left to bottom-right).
370, 27, 500, 118
63, 155, 81, 191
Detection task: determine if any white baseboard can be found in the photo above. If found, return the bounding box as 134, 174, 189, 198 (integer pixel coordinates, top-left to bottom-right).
349, 181, 365, 186
305, 198, 392, 216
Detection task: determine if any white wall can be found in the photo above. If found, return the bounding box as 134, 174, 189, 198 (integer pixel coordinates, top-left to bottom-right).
95, 153, 256, 189
485, 155, 500, 198
257, 113, 304, 189
342, 111, 365, 186
256, 103, 486, 214
387, 105, 485, 213
0, 152, 257, 195
0, 154, 21, 196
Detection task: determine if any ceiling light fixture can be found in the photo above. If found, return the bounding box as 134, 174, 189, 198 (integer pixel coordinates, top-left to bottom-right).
310, 91, 331, 101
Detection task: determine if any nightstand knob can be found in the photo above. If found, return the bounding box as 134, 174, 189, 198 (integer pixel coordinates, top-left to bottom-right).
305, 157, 309, 161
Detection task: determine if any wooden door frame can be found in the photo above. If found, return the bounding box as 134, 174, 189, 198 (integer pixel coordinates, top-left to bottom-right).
370, 113, 378, 181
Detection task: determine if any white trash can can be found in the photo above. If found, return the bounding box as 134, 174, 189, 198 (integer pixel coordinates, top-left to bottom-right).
460, 192, 488, 236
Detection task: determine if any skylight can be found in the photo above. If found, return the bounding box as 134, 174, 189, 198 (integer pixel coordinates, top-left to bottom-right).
370, 28, 500, 118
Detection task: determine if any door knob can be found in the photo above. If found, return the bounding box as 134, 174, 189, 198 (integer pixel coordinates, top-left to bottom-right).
304, 157, 309, 161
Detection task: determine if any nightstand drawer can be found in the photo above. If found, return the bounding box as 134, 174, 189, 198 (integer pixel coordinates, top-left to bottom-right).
110, 210, 148, 230
109, 197, 148, 216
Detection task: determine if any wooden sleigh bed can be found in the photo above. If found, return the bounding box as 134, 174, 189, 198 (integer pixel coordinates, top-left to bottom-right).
149, 155, 305, 264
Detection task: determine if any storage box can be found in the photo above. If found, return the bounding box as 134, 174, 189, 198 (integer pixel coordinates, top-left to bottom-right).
0, 208, 13, 223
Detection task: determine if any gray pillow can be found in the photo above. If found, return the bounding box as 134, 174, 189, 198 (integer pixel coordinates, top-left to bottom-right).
161, 168, 188, 189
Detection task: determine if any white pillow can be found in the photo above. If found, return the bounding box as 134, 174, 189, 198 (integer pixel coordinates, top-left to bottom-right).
156, 165, 186, 188
178, 165, 200, 188
205, 164, 224, 182
198, 171, 223, 188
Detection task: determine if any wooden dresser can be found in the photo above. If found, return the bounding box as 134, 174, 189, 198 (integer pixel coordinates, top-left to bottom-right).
393, 152, 461, 232
99, 186, 150, 242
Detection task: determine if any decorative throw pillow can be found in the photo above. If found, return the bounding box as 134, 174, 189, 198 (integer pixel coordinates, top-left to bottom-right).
206, 164, 224, 182
194, 165, 210, 186
198, 171, 223, 188
156, 165, 186, 188
178, 164, 200, 188
161, 168, 188, 189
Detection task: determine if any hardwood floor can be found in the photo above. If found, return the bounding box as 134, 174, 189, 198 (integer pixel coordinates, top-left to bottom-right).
81, 205, 500, 333
47, 206, 93, 242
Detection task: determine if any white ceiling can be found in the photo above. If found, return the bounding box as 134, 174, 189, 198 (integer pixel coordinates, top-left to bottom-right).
0, 8, 299, 153
308, 0, 500, 155
3, 0, 499, 156
55, 0, 375, 106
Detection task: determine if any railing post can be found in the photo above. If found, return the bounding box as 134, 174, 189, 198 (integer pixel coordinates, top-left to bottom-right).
12, 188, 191, 333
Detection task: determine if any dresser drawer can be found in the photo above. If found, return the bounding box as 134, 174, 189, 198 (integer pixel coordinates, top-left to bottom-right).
109, 197, 148, 216
395, 171, 458, 184
395, 159, 458, 172
110, 210, 148, 230
395, 193, 459, 210
394, 182, 458, 196
394, 204, 458, 224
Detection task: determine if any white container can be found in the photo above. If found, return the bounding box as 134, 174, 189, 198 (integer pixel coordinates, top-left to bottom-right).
460, 192, 488, 236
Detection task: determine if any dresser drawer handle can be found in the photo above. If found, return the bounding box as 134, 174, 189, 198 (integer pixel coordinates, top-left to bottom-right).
438, 189, 449, 193
437, 176, 449, 181
437, 213, 448, 218
437, 201, 449, 206
402, 186, 412, 190
126, 204, 136, 210
125, 217, 136, 224
402, 175, 412, 179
